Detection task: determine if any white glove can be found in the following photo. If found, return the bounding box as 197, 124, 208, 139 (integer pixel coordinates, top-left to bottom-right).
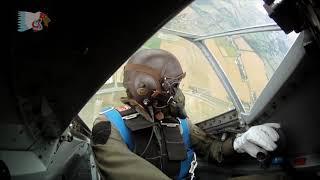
233, 123, 280, 158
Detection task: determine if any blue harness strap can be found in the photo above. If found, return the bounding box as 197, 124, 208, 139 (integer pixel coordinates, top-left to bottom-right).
178, 118, 195, 179
100, 107, 134, 150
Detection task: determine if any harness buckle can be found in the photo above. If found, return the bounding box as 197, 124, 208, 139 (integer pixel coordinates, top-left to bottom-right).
160, 121, 180, 127
189, 152, 198, 180
122, 113, 139, 120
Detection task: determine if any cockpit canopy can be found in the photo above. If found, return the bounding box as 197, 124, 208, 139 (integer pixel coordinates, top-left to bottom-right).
79, 0, 298, 128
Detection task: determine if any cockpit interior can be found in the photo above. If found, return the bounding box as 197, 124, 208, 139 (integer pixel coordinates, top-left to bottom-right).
3, 0, 320, 179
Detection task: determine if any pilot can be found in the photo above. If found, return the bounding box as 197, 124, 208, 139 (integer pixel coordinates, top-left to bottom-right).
91, 49, 280, 180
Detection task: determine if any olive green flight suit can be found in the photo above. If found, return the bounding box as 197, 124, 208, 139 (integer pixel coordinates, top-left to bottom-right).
91, 109, 235, 180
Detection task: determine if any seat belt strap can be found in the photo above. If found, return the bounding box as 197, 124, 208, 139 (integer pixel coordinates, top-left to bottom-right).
178, 118, 195, 179
101, 107, 134, 150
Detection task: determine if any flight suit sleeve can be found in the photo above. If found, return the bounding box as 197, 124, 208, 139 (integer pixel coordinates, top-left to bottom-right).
188, 121, 236, 163
91, 115, 171, 180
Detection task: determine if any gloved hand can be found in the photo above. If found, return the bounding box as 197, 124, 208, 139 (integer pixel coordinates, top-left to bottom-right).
233, 123, 280, 158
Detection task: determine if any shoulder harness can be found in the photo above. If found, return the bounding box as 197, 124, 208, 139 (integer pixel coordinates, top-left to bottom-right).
100, 106, 195, 179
